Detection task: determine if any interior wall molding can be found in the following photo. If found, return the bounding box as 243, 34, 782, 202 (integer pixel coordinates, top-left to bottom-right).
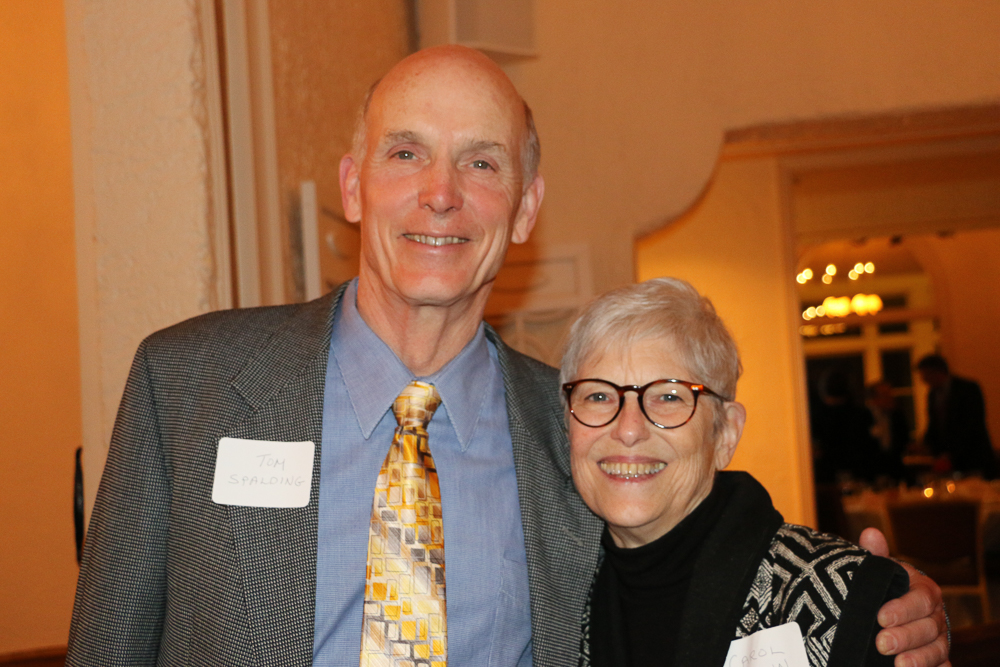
64, 0, 103, 525
219, 0, 285, 306
723, 103, 1000, 158
197, 0, 234, 311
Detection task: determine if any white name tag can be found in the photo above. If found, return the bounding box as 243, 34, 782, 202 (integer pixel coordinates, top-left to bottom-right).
212, 437, 315, 508
724, 622, 809, 667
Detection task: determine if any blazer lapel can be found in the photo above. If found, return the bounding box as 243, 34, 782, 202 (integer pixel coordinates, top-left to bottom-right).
490, 329, 604, 667
222, 285, 347, 666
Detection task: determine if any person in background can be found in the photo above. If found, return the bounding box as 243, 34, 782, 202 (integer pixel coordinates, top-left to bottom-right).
866, 380, 909, 482
811, 370, 877, 483
918, 354, 997, 479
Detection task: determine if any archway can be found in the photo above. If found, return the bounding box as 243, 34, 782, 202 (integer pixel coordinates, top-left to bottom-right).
635, 105, 1000, 528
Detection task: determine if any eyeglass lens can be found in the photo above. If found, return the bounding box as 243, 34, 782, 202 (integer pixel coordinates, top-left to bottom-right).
568, 380, 698, 427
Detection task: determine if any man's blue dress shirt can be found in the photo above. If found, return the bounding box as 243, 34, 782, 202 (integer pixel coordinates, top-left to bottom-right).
313, 280, 533, 665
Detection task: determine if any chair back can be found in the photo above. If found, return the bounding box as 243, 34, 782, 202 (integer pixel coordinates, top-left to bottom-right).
887, 499, 980, 584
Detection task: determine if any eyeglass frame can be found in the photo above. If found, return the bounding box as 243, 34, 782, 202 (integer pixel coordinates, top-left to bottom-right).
562, 378, 725, 429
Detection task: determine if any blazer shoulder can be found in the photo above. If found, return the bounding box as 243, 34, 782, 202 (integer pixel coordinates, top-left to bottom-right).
494, 334, 559, 377
145, 301, 306, 350
489, 332, 564, 427
487, 330, 558, 385
504, 344, 560, 385
141, 290, 339, 364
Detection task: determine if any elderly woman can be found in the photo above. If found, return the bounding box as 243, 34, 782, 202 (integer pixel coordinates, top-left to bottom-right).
562, 278, 908, 667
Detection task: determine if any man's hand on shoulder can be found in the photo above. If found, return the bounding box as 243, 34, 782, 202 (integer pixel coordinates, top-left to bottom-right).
859, 528, 951, 667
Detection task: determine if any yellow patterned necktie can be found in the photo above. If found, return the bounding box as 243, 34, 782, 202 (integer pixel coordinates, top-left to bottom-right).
361, 381, 447, 667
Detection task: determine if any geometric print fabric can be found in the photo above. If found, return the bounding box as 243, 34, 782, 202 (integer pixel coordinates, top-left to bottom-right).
361, 381, 447, 667
734, 524, 866, 666
578, 523, 868, 667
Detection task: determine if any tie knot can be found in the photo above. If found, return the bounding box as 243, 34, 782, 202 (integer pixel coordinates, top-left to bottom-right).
393, 381, 441, 428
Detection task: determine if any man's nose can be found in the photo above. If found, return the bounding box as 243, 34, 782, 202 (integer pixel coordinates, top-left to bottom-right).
418, 159, 463, 214
612, 395, 650, 447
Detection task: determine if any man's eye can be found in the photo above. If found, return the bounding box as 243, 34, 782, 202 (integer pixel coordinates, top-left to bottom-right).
584, 392, 611, 403
471, 159, 493, 170
393, 150, 416, 160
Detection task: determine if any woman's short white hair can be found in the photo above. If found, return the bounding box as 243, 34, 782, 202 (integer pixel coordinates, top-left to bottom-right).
560, 278, 742, 403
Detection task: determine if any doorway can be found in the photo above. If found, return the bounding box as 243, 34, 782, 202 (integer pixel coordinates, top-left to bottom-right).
634, 104, 1000, 532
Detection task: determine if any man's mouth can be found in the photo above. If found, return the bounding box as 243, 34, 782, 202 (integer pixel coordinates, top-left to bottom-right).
599, 461, 666, 480
403, 234, 468, 247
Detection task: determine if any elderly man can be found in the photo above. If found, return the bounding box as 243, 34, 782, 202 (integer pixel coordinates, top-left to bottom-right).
68, 46, 948, 666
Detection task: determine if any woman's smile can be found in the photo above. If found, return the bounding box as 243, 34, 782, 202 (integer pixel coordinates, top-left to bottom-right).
598, 460, 667, 480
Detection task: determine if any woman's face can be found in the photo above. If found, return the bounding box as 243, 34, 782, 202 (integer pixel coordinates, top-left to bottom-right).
568, 336, 745, 549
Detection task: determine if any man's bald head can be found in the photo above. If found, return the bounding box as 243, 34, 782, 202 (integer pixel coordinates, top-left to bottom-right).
350, 45, 540, 185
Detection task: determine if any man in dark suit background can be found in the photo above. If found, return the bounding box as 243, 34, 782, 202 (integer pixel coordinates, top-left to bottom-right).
918, 354, 998, 479
67, 45, 949, 666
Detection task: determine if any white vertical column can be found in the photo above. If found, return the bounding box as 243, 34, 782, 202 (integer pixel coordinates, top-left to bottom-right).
300, 181, 322, 302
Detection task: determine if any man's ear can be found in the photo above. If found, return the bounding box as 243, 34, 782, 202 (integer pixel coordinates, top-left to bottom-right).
511, 174, 544, 244
339, 154, 362, 223
714, 401, 746, 471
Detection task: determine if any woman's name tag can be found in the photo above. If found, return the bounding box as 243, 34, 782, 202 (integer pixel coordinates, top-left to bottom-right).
724, 622, 809, 667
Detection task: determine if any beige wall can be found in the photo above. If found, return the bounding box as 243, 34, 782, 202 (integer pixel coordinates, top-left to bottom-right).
635, 156, 814, 524
65, 0, 227, 517
506, 0, 1000, 293
0, 1, 80, 654
268, 0, 413, 294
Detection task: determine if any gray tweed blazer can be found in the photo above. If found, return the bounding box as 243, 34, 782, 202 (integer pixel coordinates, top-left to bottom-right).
67, 284, 603, 667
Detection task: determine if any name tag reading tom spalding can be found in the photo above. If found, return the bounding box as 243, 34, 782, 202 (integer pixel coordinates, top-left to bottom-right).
724, 622, 809, 667
212, 437, 315, 508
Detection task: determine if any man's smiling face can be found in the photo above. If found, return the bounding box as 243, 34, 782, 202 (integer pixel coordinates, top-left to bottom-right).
340, 47, 542, 314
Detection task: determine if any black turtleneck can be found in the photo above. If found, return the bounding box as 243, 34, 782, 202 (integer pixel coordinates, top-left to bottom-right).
589, 473, 736, 667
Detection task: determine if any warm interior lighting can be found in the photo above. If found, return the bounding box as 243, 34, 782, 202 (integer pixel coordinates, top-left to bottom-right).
923, 487, 934, 498
946, 481, 956, 494
850, 293, 883, 316
800, 323, 847, 337
797, 263, 875, 285
802, 294, 884, 321
822, 296, 852, 317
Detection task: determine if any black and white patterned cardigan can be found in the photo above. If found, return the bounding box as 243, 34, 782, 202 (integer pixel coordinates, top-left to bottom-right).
580, 471, 907, 667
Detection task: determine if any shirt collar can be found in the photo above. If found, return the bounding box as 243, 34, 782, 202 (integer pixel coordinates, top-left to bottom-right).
331, 278, 494, 451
